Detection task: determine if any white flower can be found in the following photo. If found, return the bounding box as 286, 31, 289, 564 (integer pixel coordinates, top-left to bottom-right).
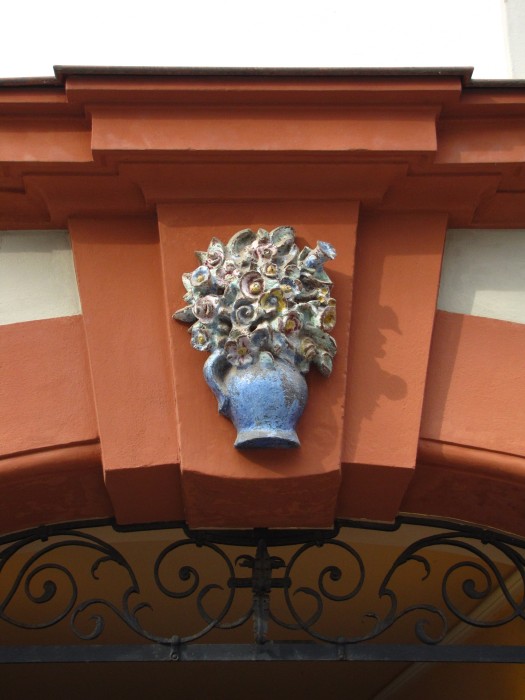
193, 295, 219, 324
225, 335, 254, 367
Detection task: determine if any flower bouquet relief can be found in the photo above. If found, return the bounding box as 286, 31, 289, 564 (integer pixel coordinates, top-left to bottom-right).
173, 226, 337, 448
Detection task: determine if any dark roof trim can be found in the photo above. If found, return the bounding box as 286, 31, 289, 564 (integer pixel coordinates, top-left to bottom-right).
53, 65, 476, 81
1, 65, 524, 89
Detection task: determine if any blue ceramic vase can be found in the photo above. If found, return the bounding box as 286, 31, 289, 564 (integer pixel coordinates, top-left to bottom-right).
203, 350, 308, 448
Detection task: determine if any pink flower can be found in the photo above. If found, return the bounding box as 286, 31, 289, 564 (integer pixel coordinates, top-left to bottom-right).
225, 335, 254, 367
216, 259, 239, 286
193, 295, 219, 324
255, 243, 277, 262
240, 271, 264, 299
206, 248, 224, 268
278, 311, 302, 335
191, 325, 212, 351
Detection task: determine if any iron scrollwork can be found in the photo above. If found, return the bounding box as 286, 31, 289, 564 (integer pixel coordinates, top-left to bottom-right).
0, 518, 524, 661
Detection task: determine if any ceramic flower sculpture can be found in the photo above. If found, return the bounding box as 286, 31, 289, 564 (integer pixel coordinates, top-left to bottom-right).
173, 227, 337, 448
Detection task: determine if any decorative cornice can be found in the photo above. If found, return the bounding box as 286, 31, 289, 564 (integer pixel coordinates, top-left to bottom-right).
418, 438, 525, 485
0, 440, 101, 469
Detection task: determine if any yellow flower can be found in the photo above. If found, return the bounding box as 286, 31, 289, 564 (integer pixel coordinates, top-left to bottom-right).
240, 271, 265, 300
317, 286, 331, 303
320, 306, 336, 331
260, 288, 286, 315
278, 311, 302, 335
262, 262, 278, 277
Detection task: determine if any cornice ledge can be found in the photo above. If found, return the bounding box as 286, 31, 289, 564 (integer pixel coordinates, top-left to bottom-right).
0, 441, 112, 536
0, 440, 102, 476
417, 438, 525, 485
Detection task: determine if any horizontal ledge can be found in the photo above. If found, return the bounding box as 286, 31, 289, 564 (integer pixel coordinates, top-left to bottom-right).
2, 642, 524, 663
0, 441, 102, 476
417, 438, 525, 484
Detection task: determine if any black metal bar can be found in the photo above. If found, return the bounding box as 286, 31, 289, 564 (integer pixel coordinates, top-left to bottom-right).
2, 643, 525, 664
0, 513, 523, 552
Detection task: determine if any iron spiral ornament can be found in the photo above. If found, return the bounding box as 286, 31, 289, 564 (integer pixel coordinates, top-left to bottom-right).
0, 518, 524, 662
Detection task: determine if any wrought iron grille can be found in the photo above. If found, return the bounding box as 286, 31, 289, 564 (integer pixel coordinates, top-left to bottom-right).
0, 516, 524, 663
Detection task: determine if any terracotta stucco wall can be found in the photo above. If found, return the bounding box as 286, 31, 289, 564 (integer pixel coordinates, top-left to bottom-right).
1, 71, 525, 534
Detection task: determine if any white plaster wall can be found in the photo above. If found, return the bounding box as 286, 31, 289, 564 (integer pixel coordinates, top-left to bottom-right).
437, 229, 525, 324
0, 0, 513, 80
0, 230, 81, 325
504, 0, 525, 78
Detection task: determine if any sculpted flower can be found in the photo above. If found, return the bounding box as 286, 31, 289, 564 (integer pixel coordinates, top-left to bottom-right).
191, 265, 211, 288
280, 276, 302, 300
234, 300, 257, 326
240, 271, 264, 299
278, 311, 302, 335
317, 286, 332, 304
193, 295, 219, 324
216, 259, 239, 286
261, 261, 278, 278
255, 243, 277, 263
300, 337, 317, 362
225, 335, 254, 367
206, 247, 225, 269
191, 325, 212, 351
175, 227, 337, 381
260, 288, 286, 316
320, 304, 336, 332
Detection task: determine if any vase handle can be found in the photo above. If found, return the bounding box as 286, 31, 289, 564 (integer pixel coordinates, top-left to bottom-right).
203, 350, 230, 415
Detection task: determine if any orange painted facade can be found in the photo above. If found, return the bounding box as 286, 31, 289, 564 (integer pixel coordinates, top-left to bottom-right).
2, 68, 525, 535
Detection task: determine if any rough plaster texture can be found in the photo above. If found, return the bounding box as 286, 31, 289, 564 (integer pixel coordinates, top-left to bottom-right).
437, 228, 525, 325
0, 230, 81, 325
